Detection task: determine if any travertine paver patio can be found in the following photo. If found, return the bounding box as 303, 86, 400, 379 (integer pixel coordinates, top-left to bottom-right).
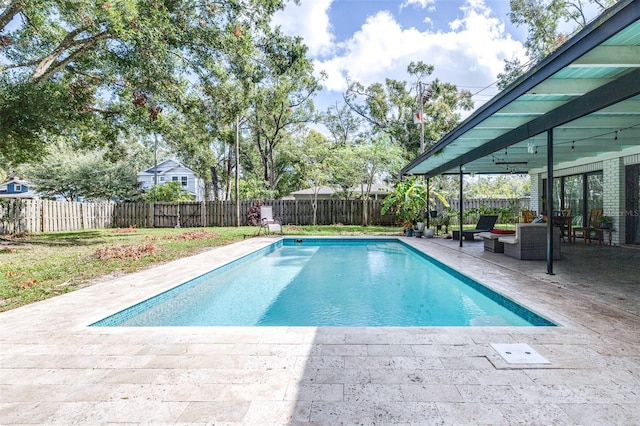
1, 236, 639, 424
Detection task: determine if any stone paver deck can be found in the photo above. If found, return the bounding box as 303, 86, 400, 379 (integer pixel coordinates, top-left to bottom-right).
1, 236, 639, 425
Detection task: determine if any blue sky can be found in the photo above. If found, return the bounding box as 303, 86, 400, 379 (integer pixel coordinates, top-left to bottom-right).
272, 0, 531, 115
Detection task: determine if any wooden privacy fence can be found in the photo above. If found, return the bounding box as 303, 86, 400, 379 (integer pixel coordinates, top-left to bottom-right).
0, 199, 114, 234
444, 197, 530, 212
1, 197, 530, 234
112, 199, 397, 228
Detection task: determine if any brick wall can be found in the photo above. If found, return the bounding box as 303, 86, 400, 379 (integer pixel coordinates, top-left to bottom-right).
603, 157, 625, 245
530, 174, 541, 216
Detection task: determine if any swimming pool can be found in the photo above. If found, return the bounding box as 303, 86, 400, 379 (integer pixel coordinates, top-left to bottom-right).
92, 238, 555, 327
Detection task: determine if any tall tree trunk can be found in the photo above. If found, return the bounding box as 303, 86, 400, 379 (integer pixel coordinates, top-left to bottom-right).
203, 180, 212, 201
256, 130, 269, 184
210, 165, 220, 200
362, 197, 369, 226
268, 149, 276, 191
312, 192, 319, 226
225, 143, 233, 200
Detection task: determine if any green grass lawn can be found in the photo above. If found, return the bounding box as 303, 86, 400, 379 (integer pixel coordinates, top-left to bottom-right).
0, 225, 400, 312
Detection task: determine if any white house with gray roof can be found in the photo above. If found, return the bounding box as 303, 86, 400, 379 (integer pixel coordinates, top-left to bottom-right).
137, 159, 205, 201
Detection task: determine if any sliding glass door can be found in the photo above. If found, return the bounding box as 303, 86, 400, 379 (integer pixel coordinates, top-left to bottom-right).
585, 172, 603, 226
626, 165, 640, 245
564, 175, 583, 223
543, 171, 603, 227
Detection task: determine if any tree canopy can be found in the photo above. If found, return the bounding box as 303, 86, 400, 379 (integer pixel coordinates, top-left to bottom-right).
21, 140, 149, 201
497, 0, 616, 88
343, 61, 473, 157
2, 1, 534, 206
0, 0, 296, 165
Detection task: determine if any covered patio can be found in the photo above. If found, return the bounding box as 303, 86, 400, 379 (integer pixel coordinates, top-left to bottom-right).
402, 0, 640, 273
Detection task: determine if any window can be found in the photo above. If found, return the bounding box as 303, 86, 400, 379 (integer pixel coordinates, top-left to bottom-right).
15, 184, 22, 192
586, 172, 603, 224
159, 176, 165, 182
564, 175, 584, 223
170, 176, 188, 186
543, 171, 602, 226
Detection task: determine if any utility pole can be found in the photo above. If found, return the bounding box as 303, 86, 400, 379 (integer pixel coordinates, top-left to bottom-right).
419, 81, 425, 154
153, 133, 158, 186
235, 117, 240, 227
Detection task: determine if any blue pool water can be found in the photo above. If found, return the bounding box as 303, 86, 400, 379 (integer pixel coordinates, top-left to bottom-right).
92, 238, 554, 327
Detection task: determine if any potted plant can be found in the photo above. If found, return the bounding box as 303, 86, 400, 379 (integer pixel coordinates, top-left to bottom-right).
599, 215, 613, 229
381, 177, 451, 237
432, 214, 443, 234
437, 207, 457, 235
381, 178, 428, 236
414, 223, 424, 238
402, 220, 414, 237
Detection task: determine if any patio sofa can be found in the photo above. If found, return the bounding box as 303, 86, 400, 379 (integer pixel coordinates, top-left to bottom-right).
498, 223, 561, 260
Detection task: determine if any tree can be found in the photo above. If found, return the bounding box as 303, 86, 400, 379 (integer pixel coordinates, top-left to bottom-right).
326, 135, 405, 224
249, 31, 322, 193
328, 144, 364, 201
498, 0, 616, 88
344, 61, 473, 157
142, 22, 320, 202
22, 143, 147, 201
381, 178, 429, 228
323, 101, 362, 146
292, 130, 331, 225
354, 136, 405, 225
0, 0, 292, 164
381, 177, 449, 228
465, 175, 530, 199
145, 181, 194, 202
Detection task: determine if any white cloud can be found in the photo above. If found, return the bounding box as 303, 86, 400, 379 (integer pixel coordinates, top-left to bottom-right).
311, 0, 527, 110
272, 0, 334, 57
401, 0, 437, 11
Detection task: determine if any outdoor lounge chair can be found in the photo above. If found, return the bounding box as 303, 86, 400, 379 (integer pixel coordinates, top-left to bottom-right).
452, 215, 499, 241
521, 209, 535, 223
257, 206, 283, 236
572, 208, 603, 244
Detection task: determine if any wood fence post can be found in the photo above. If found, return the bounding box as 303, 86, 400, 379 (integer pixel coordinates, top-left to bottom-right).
148, 203, 154, 228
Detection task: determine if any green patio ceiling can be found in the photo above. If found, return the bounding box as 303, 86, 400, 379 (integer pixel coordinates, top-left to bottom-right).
402, 0, 640, 177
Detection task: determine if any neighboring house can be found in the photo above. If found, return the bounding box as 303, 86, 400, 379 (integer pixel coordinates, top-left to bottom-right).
0, 178, 40, 199
138, 159, 205, 201
290, 183, 391, 201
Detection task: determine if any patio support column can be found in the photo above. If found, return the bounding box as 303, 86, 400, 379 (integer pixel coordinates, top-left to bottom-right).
426, 177, 430, 229
546, 129, 555, 275
459, 165, 464, 248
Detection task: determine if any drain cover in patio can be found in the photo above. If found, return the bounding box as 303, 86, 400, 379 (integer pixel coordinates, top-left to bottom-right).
491, 343, 550, 364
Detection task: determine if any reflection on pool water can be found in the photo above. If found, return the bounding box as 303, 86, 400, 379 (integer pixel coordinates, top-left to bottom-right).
91, 238, 555, 327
